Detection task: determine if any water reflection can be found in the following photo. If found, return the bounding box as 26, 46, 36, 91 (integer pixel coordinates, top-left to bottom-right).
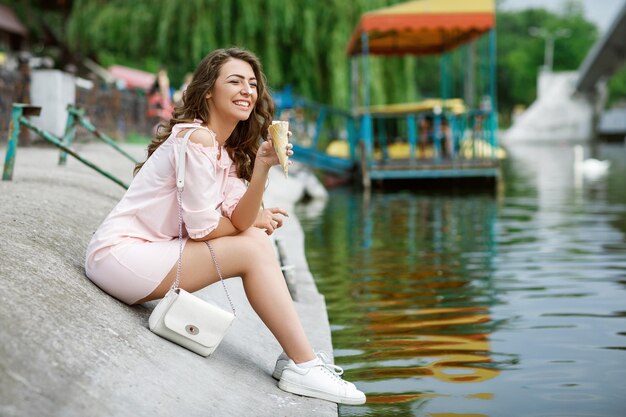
298, 189, 507, 415
297, 142, 626, 417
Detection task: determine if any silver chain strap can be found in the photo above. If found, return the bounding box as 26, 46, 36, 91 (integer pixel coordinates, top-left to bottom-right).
171, 133, 236, 316
205, 240, 236, 316
171, 187, 184, 290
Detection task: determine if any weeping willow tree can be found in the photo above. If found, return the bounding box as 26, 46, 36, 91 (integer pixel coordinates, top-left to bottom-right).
67, 0, 426, 109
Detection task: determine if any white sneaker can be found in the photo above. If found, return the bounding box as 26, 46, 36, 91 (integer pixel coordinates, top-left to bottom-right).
272, 351, 336, 380
278, 359, 366, 405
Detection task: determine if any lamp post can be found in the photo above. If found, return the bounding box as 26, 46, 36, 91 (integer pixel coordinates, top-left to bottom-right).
529, 27, 571, 72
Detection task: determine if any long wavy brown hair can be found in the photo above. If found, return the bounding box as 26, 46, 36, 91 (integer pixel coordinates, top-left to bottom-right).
134, 47, 274, 181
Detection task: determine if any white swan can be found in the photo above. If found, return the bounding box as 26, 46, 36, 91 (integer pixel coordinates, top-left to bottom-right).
573, 145, 610, 181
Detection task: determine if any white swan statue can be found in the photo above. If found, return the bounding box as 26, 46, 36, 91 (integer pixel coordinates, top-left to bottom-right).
573, 145, 610, 181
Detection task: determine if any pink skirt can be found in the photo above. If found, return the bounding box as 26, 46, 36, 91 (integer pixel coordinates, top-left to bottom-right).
85, 239, 184, 304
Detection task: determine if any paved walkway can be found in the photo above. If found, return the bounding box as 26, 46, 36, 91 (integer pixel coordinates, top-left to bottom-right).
0, 141, 336, 417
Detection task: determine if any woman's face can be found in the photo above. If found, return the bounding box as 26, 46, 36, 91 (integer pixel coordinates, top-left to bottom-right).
207, 58, 258, 125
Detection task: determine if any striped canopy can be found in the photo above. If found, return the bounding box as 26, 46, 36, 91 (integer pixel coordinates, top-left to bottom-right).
347, 0, 495, 56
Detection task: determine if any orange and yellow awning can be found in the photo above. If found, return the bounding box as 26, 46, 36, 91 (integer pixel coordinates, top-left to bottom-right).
347, 0, 495, 56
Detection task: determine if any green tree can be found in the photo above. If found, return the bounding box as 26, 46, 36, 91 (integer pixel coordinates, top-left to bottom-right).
64, 0, 422, 109
9, 0, 621, 122
607, 66, 626, 107
496, 7, 598, 124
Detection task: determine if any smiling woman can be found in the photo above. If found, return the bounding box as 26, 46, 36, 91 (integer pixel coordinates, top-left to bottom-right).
206, 59, 258, 131
84, 47, 366, 406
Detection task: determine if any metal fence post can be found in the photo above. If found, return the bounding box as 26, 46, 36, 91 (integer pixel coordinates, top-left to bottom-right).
2, 104, 24, 181
59, 104, 77, 165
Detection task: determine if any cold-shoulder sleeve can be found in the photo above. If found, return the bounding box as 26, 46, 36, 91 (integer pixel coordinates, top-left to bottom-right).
221, 163, 247, 218
178, 142, 222, 239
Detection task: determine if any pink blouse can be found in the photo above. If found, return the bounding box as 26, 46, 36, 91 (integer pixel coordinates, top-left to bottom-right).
85, 121, 247, 264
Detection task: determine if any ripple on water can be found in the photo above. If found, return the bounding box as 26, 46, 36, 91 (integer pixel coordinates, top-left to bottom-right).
297, 145, 626, 417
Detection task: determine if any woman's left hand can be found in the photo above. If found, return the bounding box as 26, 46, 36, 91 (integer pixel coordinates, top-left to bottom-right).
256, 131, 294, 168
254, 207, 289, 235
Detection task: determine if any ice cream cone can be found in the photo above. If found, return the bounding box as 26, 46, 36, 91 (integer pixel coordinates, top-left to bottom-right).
269, 121, 289, 177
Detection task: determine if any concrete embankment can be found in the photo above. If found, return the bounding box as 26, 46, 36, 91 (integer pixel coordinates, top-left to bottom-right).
0, 141, 335, 417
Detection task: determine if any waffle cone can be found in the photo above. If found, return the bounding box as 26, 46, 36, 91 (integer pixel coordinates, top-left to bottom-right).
268, 121, 289, 177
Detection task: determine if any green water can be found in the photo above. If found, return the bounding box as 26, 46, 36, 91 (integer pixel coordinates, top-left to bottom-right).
295, 142, 626, 417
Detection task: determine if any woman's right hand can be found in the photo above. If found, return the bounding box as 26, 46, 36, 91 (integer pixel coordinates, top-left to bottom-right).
255, 132, 294, 169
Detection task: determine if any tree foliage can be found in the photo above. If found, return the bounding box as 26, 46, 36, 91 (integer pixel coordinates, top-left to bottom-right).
607, 66, 626, 107
7, 0, 623, 117
496, 7, 598, 122
65, 0, 421, 109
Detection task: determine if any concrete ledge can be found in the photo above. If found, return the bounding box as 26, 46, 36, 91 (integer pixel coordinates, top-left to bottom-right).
0, 142, 336, 417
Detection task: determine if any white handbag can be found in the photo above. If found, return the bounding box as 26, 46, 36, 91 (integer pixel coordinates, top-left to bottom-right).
149, 128, 236, 356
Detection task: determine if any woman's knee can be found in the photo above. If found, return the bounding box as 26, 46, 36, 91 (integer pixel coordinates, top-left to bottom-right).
240, 227, 274, 250
213, 227, 276, 267
235, 228, 279, 268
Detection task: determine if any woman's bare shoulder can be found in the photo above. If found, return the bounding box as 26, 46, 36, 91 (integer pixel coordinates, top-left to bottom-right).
179, 128, 216, 148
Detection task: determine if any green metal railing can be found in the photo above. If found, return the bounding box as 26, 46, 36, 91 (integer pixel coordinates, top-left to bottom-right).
60, 105, 138, 166
2, 103, 131, 189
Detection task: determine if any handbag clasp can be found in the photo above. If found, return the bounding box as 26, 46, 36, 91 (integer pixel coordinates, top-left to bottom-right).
185, 324, 199, 335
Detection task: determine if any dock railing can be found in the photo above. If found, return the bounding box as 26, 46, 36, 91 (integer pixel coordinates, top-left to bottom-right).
275, 92, 356, 176
273, 90, 501, 186
2, 103, 132, 189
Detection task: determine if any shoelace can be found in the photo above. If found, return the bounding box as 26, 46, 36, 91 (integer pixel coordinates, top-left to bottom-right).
319, 363, 350, 386
316, 353, 361, 391
316, 351, 344, 376
316, 350, 343, 375
323, 362, 344, 377
279, 351, 347, 379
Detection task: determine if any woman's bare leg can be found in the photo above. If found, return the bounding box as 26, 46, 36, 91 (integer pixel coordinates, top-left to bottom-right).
138, 228, 316, 363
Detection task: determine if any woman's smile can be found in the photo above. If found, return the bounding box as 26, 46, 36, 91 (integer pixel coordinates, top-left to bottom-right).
233, 100, 251, 109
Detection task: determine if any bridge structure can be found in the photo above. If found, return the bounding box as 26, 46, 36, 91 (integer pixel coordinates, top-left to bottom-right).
576, 3, 626, 95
